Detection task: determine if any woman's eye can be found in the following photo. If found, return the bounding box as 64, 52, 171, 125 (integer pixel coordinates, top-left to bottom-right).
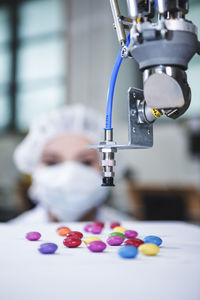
44, 160, 59, 166
81, 160, 93, 166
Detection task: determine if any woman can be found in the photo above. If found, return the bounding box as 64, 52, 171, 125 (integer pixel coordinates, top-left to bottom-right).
12, 104, 129, 223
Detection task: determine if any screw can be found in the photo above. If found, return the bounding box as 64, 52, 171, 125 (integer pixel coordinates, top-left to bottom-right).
132, 127, 136, 133
131, 109, 136, 116
147, 129, 150, 135
121, 46, 128, 58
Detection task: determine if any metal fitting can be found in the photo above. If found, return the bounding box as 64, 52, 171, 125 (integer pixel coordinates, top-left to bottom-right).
100, 129, 117, 186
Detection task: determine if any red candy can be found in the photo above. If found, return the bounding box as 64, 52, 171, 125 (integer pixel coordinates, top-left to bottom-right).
93, 222, 104, 228
110, 222, 121, 229
66, 231, 83, 239
124, 238, 144, 248
63, 237, 82, 248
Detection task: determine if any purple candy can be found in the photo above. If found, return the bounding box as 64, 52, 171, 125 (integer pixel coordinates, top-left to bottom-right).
124, 230, 138, 239
38, 243, 58, 254
84, 224, 93, 232
107, 236, 124, 246
87, 241, 106, 252
26, 231, 41, 241
91, 225, 102, 234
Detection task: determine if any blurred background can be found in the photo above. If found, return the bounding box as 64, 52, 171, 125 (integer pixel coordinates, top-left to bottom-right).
0, 0, 200, 222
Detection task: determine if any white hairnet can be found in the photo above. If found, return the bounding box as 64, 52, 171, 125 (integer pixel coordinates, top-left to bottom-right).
14, 104, 105, 174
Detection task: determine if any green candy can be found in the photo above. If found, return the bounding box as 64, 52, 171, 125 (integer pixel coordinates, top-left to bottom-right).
109, 232, 126, 239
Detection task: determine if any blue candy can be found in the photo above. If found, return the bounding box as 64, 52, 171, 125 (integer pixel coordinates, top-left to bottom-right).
118, 245, 138, 259
143, 235, 162, 246
38, 243, 58, 254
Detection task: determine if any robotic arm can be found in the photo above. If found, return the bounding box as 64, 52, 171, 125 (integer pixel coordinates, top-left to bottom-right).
88, 0, 200, 186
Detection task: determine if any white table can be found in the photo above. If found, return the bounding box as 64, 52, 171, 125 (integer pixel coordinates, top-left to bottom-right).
0, 221, 200, 300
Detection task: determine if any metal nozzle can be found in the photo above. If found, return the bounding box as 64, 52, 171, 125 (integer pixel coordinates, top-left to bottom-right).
102, 177, 115, 187
100, 129, 117, 187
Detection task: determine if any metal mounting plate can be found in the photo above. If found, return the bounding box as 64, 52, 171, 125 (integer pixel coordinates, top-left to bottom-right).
128, 87, 153, 148
86, 87, 153, 150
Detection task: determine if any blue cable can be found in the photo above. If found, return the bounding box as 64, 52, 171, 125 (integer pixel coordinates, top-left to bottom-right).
105, 34, 130, 130
154, 0, 158, 9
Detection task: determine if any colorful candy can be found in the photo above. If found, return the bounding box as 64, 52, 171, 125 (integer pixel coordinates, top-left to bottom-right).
109, 232, 126, 239
63, 237, 81, 248
93, 221, 104, 228
143, 235, 162, 246
84, 223, 103, 234
87, 241, 107, 252
107, 236, 124, 246
91, 225, 102, 234
66, 231, 83, 239
118, 245, 138, 259
38, 243, 58, 254
110, 222, 121, 229
57, 226, 71, 236
113, 226, 127, 234
124, 238, 144, 248
26, 232, 41, 241
27, 224, 164, 260
84, 236, 101, 245
138, 243, 159, 256
124, 230, 138, 239
84, 224, 93, 233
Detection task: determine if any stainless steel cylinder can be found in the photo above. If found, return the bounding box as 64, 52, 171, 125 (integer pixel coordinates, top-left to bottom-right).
110, 0, 126, 44
143, 66, 188, 109
157, 0, 189, 14
126, 0, 138, 19
104, 129, 113, 142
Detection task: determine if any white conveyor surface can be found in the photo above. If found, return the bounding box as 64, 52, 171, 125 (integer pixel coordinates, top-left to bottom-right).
0, 221, 200, 300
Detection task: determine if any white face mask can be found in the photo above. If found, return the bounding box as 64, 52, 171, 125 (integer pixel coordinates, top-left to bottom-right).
29, 161, 109, 221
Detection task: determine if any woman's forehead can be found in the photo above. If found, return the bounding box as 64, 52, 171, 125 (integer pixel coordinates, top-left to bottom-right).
42, 133, 96, 157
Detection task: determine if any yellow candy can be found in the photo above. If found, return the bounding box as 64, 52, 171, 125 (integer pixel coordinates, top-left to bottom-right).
84, 236, 101, 245
113, 226, 127, 234
138, 243, 159, 256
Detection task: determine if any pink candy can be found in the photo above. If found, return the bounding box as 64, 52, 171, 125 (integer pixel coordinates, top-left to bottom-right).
84, 224, 93, 233
124, 230, 138, 239
87, 241, 107, 252
26, 232, 41, 241
84, 224, 102, 234
107, 236, 124, 246
91, 225, 102, 234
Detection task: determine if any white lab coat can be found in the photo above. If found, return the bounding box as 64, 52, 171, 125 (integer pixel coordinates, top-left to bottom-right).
9, 204, 132, 224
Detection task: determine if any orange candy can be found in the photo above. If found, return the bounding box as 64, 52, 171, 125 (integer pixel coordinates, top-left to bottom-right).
56, 226, 71, 236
